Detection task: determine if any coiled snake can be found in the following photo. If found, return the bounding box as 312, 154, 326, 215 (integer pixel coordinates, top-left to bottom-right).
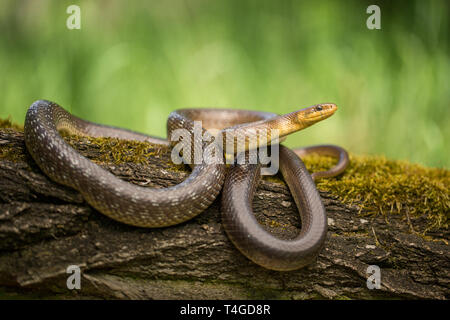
24, 100, 348, 271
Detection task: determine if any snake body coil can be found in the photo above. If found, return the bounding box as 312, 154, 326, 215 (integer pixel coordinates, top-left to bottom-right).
24, 100, 348, 271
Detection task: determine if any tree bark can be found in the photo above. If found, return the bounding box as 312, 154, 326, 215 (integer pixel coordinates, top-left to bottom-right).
0, 129, 448, 299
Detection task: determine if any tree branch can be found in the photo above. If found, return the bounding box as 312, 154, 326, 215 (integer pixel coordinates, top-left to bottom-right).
0, 129, 448, 299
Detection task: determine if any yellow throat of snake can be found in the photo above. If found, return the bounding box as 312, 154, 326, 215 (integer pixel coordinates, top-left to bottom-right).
221, 103, 338, 156
294, 103, 337, 129
272, 103, 338, 140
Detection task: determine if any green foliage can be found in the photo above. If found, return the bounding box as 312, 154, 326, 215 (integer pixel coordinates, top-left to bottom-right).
0, 0, 448, 168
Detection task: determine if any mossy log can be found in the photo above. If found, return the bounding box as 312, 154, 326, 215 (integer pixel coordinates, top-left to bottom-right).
0, 128, 448, 299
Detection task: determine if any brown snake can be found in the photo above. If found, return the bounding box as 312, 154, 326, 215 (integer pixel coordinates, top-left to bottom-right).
24, 100, 349, 271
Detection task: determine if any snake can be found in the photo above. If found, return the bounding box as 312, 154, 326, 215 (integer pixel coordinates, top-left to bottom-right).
24, 99, 349, 271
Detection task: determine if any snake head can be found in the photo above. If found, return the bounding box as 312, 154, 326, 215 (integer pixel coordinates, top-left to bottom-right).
297, 103, 337, 127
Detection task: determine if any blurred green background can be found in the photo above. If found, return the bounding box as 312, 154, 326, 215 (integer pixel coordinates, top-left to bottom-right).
0, 0, 448, 167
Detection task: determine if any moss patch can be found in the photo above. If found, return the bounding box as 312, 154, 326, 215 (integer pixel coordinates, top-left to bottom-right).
302, 154, 449, 236
62, 133, 160, 164
0, 117, 23, 131
0, 119, 27, 162
60, 133, 187, 173
0, 144, 28, 162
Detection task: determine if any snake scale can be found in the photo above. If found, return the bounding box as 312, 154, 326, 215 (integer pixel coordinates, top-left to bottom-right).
24, 100, 349, 271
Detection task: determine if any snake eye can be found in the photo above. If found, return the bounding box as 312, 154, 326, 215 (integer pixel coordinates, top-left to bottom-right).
316, 105, 323, 111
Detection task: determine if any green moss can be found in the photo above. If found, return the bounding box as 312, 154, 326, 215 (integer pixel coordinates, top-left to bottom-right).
0, 117, 23, 131
0, 119, 27, 162
62, 133, 157, 164
302, 154, 449, 236
265, 219, 290, 229
263, 174, 283, 184
61, 133, 187, 172
0, 145, 28, 162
